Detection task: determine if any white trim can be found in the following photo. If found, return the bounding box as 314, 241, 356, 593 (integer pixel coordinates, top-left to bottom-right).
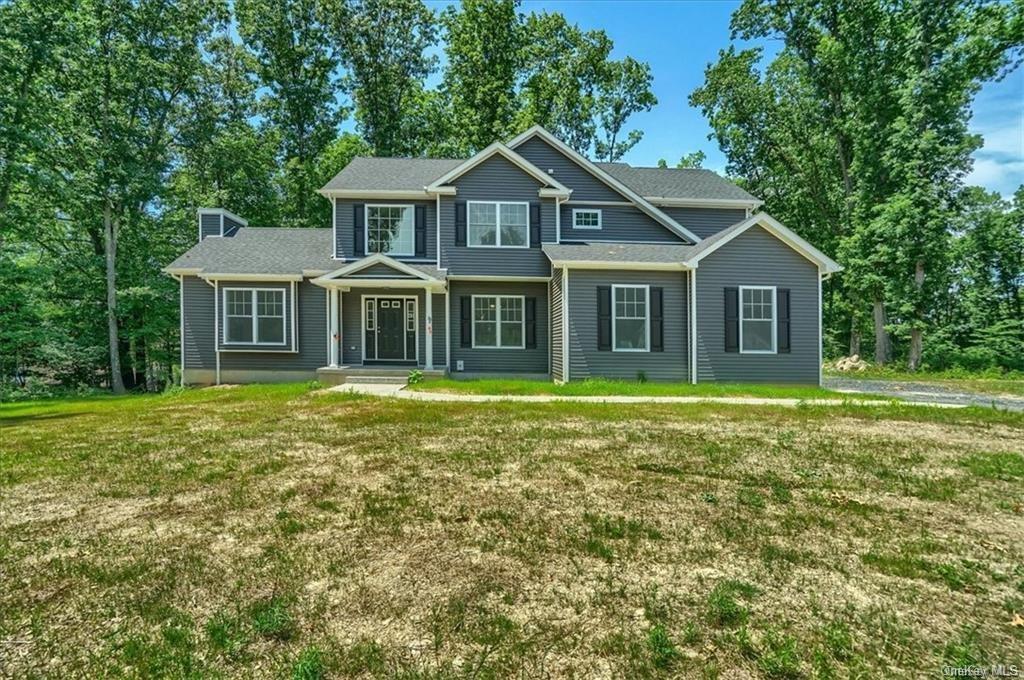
200, 273, 303, 282
690, 270, 697, 384
564, 200, 632, 207
538, 187, 570, 198
470, 295, 526, 349
645, 197, 762, 210
178, 275, 185, 386
548, 260, 688, 272
164, 267, 202, 276
425, 141, 571, 195
818, 274, 824, 386
316, 253, 439, 282
611, 284, 650, 352
214, 281, 221, 385
291, 280, 299, 354
555, 197, 562, 243
320, 279, 445, 290
446, 275, 550, 283
360, 295, 419, 364
738, 285, 777, 354
562, 267, 570, 382
197, 207, 249, 227
435, 193, 442, 268
325, 290, 333, 366
685, 212, 843, 274
571, 208, 602, 230
425, 291, 433, 370
331, 197, 337, 259
364, 204, 415, 257
505, 126, 701, 243
466, 200, 530, 249
318, 189, 433, 200
221, 287, 288, 347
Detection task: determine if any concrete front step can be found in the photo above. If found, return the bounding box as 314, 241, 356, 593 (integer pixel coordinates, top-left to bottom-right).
344, 376, 408, 385
316, 365, 446, 386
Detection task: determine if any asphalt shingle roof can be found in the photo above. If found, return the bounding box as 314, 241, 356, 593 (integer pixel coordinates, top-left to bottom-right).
321, 157, 464, 192
595, 164, 759, 202
543, 242, 695, 265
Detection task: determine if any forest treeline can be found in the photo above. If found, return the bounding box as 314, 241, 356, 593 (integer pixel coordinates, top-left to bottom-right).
1, 0, 1022, 396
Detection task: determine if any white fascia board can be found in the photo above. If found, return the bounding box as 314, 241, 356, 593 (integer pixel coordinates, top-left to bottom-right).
506, 125, 701, 244
549, 260, 689, 271
645, 196, 763, 210
446, 275, 551, 283
197, 208, 249, 226
317, 253, 439, 281
425, 142, 571, 193
315, 278, 445, 291
539, 187, 572, 198
684, 212, 843, 274
199, 273, 303, 282
317, 189, 431, 199
163, 267, 203, 276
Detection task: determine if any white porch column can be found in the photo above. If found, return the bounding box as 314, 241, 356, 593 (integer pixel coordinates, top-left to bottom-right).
425, 289, 434, 370
329, 287, 339, 367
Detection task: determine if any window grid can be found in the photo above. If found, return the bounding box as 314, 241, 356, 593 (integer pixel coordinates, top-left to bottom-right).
223, 288, 286, 345
740, 286, 776, 354
612, 285, 648, 352
366, 205, 414, 255
472, 295, 525, 349
467, 201, 529, 248
573, 209, 601, 229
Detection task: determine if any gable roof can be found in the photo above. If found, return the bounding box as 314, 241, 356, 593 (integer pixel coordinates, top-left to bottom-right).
506, 126, 701, 243
684, 212, 842, 274
316, 253, 443, 281
321, 157, 463, 193
596, 164, 761, 206
165, 228, 336, 276
425, 141, 571, 195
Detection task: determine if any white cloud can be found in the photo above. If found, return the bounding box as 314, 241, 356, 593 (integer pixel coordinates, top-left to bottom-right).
966, 156, 1024, 196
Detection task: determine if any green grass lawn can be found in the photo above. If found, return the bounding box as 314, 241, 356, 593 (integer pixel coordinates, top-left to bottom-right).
410, 376, 881, 400
825, 367, 1024, 397
2, 384, 1023, 677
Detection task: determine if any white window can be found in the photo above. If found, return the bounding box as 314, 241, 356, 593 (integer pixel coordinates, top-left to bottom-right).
472, 295, 524, 348
468, 201, 528, 248
223, 288, 286, 345
366, 205, 414, 255
740, 286, 776, 353
572, 209, 602, 229
612, 285, 648, 351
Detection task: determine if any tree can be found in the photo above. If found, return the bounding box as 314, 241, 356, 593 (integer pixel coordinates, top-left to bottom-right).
236, 0, 345, 228
338, 0, 438, 157
594, 57, 657, 162
676, 151, 706, 169
440, 0, 523, 153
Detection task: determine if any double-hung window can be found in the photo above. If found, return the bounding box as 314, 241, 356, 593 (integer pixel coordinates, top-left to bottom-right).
740, 286, 775, 353
472, 295, 524, 348
224, 288, 286, 345
468, 201, 528, 248
572, 209, 602, 229
612, 285, 648, 351
366, 205, 414, 255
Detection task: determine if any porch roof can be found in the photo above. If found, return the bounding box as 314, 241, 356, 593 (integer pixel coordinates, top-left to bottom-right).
543, 242, 695, 269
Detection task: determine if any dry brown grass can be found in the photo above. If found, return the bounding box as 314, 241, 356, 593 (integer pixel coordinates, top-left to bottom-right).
1, 384, 1022, 678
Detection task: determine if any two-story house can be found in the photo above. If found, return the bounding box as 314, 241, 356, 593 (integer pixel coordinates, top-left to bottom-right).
165, 125, 841, 385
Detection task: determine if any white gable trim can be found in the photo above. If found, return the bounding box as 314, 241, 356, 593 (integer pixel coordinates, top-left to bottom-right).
425, 141, 572, 196
315, 253, 440, 282
506, 126, 701, 244
685, 212, 843, 274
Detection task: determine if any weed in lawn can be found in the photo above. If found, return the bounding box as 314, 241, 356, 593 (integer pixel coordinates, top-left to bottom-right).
647, 625, 679, 670
959, 451, 1024, 481
707, 581, 759, 628
291, 646, 327, 680
249, 597, 294, 641
758, 629, 801, 679
206, 612, 247, 657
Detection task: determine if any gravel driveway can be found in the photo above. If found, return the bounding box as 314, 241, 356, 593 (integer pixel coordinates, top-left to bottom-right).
824, 376, 1024, 411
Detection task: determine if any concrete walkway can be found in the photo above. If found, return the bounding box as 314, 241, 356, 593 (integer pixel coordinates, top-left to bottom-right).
825, 376, 1024, 412
329, 382, 967, 408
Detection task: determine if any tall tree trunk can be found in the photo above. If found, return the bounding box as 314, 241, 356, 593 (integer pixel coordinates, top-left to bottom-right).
144, 336, 157, 392
873, 297, 891, 364
103, 202, 125, 394
849, 320, 861, 357
907, 260, 925, 370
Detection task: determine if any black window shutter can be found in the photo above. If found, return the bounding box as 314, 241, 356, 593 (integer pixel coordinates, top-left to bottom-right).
724, 287, 739, 352
650, 287, 664, 352
525, 297, 537, 348
777, 288, 791, 353
529, 202, 541, 247
455, 201, 467, 246
460, 296, 472, 347
597, 286, 612, 351
414, 205, 427, 257
353, 204, 365, 256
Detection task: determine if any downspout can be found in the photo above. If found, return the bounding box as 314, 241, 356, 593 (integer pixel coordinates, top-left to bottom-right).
690, 268, 698, 384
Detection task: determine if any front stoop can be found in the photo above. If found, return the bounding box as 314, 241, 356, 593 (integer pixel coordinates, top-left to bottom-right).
316, 365, 446, 386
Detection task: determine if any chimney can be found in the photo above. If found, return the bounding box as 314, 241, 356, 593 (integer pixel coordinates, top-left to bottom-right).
197, 208, 248, 241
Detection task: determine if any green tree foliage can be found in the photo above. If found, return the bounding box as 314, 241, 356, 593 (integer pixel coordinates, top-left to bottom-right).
593, 57, 657, 162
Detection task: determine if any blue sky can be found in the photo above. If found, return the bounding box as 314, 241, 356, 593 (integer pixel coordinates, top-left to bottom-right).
419, 0, 1023, 196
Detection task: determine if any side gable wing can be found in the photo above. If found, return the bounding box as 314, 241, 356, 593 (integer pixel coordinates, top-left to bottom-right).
684, 213, 842, 274
426, 142, 570, 195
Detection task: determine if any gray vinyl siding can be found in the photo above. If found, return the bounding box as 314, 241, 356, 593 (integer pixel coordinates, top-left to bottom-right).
449, 281, 549, 374
440, 154, 555, 277
218, 282, 294, 352
661, 207, 747, 239
561, 204, 686, 243
566, 270, 689, 382
695, 225, 820, 383
334, 198, 436, 262
349, 263, 417, 277
514, 136, 625, 202
551, 270, 564, 382
181, 278, 327, 376
340, 288, 444, 367
200, 214, 221, 240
